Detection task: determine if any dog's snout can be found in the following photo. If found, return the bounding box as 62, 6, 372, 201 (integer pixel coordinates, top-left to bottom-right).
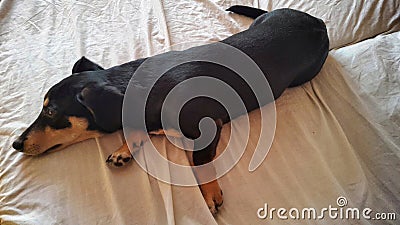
12, 138, 25, 151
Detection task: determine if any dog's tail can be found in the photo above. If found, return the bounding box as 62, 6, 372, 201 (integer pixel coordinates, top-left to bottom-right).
226, 5, 267, 19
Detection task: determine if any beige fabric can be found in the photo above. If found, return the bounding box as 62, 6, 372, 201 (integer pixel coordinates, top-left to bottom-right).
1, 0, 399, 224
331, 32, 400, 127
257, 0, 400, 49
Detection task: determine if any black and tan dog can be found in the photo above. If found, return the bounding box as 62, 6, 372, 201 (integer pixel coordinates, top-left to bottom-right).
12, 6, 329, 215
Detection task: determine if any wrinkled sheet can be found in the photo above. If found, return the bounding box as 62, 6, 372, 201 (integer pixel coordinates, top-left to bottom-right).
331, 32, 400, 127
1, 0, 399, 224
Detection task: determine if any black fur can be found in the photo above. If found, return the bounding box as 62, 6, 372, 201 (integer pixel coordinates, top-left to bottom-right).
72, 56, 104, 73
13, 7, 329, 166
226, 5, 267, 19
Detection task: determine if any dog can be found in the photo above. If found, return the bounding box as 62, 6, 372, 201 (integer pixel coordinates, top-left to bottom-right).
12, 5, 329, 215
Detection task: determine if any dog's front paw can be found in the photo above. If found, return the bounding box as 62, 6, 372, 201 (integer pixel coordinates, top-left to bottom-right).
200, 180, 224, 216
106, 144, 133, 167
106, 151, 133, 167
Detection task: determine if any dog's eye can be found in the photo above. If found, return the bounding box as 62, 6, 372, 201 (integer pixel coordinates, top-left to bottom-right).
44, 107, 56, 117
48, 108, 54, 116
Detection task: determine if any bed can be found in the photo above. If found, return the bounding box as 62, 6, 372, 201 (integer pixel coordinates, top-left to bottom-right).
1, 0, 399, 224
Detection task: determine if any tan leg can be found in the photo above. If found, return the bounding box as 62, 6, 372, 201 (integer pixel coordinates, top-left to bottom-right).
191, 119, 224, 215
195, 168, 224, 216
199, 180, 223, 215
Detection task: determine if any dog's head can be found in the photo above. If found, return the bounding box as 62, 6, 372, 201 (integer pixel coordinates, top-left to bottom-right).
12, 57, 124, 155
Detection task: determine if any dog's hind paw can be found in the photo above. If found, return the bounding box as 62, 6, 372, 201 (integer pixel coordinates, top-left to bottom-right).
106, 143, 133, 167
200, 180, 224, 216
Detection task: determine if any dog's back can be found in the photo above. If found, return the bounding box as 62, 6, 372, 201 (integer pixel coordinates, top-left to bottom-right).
109, 7, 328, 100
115, 7, 329, 136
224, 7, 329, 90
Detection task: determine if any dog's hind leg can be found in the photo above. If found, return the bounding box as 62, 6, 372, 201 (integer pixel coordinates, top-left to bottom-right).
191, 119, 224, 216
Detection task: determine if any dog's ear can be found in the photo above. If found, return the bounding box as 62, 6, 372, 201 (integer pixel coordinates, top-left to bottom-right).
76, 84, 123, 132
72, 56, 104, 74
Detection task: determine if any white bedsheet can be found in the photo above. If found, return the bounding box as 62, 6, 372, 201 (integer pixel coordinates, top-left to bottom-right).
332, 32, 400, 127
1, 0, 399, 224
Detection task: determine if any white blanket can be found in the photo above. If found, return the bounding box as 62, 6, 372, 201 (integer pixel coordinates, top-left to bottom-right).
1, 0, 399, 224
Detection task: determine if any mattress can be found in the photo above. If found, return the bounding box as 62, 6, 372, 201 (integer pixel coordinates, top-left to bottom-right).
1, 0, 399, 224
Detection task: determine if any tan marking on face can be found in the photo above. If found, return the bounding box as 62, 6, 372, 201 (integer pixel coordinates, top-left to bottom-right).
23, 116, 103, 155
43, 97, 49, 107
149, 129, 182, 138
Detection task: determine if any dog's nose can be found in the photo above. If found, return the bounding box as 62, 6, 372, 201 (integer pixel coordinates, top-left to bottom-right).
12, 138, 24, 151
